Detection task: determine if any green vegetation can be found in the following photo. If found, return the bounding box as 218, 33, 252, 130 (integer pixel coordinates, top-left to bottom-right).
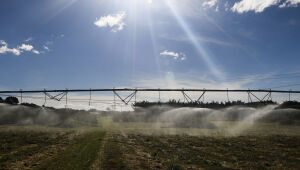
101, 134, 129, 170
276, 100, 300, 109
0, 127, 73, 169
37, 129, 105, 170
0, 127, 105, 170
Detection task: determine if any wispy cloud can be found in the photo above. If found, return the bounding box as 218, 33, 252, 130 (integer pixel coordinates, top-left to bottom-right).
94, 11, 126, 32
224, 1, 230, 11
24, 37, 33, 42
180, 53, 187, 61
32, 50, 40, 54
43, 45, 50, 51
160, 50, 187, 61
129, 71, 298, 104
127, 72, 260, 103
279, 0, 300, 7
202, 0, 218, 8
40, 33, 65, 53
202, 0, 220, 12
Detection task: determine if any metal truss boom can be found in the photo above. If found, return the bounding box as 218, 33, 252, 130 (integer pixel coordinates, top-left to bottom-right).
0, 88, 300, 94
1, 88, 298, 109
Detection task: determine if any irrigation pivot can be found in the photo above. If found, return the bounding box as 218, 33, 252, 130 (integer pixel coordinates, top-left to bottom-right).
0, 88, 299, 106
0, 88, 300, 94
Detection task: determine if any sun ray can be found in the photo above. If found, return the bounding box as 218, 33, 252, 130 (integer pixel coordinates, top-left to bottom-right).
146, 5, 163, 80
164, 0, 225, 80
47, 0, 78, 21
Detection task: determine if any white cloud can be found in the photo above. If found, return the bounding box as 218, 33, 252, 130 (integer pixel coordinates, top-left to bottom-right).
231, 0, 281, 13
0, 40, 41, 56
160, 50, 187, 61
202, 0, 218, 7
160, 50, 179, 59
163, 0, 300, 15
0, 40, 7, 46
279, 0, 300, 7
0, 40, 21, 56
18, 44, 34, 51
18, 43, 40, 54
94, 11, 126, 32
0, 46, 21, 56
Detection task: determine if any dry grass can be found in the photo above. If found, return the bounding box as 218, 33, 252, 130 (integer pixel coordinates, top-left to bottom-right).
99, 117, 300, 169
105, 133, 300, 169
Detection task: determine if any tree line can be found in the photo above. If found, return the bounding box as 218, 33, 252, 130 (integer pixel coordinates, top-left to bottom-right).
133, 99, 277, 109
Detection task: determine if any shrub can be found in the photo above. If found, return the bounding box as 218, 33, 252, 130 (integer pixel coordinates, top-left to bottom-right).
4, 96, 19, 105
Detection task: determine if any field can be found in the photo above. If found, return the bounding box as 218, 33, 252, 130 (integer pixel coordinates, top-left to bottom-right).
103, 133, 300, 169
0, 116, 300, 169
0, 126, 105, 169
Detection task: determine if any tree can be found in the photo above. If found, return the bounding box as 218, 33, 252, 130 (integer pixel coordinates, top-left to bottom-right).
0, 97, 3, 103
4, 96, 19, 105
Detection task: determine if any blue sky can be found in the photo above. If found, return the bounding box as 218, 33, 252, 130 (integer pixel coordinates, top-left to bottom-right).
1, 0, 300, 94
